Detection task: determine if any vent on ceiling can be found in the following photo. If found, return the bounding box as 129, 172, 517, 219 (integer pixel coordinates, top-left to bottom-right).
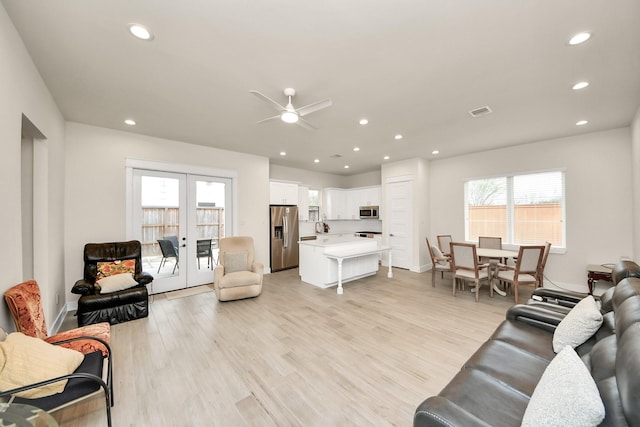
468, 106, 493, 118
330, 154, 343, 158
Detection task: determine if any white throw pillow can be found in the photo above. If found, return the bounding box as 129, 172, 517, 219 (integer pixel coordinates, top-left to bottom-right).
431, 246, 448, 265
521, 345, 604, 427
98, 273, 138, 294
552, 295, 603, 353
0, 332, 84, 398
225, 251, 248, 273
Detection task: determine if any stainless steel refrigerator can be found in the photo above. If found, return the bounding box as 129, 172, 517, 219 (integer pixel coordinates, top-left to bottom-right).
270, 205, 299, 271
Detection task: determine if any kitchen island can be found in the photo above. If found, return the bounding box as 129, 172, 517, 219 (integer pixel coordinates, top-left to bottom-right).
299, 235, 391, 294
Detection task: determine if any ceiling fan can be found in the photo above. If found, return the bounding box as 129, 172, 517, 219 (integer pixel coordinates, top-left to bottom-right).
250, 88, 332, 130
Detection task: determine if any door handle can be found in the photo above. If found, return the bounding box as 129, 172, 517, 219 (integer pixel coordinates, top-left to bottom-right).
389, 234, 394, 237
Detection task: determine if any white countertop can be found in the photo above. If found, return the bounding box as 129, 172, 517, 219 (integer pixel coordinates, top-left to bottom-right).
298, 235, 373, 247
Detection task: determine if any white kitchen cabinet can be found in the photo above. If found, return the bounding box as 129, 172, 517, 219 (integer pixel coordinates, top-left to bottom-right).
323, 185, 382, 220
323, 188, 348, 219
345, 188, 361, 220
360, 186, 381, 207
270, 181, 299, 205
298, 186, 309, 221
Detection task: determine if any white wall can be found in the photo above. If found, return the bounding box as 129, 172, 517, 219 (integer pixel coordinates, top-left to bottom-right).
343, 170, 382, 188
429, 127, 634, 287
632, 107, 640, 260
0, 4, 67, 330
64, 123, 270, 300
269, 164, 381, 189
269, 164, 345, 189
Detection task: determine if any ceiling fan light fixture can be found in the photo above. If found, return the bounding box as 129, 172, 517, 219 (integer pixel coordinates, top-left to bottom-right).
281, 111, 299, 124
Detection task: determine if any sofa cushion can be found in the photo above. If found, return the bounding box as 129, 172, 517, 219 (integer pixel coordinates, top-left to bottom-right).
437, 367, 530, 426
553, 295, 603, 353
490, 320, 556, 362
0, 332, 84, 398
463, 339, 549, 398
521, 345, 604, 427
218, 270, 261, 288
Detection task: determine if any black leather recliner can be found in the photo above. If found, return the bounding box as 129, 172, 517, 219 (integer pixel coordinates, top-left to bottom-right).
72, 240, 152, 326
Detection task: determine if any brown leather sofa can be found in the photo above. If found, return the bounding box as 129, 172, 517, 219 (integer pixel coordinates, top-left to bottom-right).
414, 260, 640, 426
72, 240, 152, 326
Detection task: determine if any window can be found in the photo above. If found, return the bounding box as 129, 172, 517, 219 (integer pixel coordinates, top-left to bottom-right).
465, 171, 565, 248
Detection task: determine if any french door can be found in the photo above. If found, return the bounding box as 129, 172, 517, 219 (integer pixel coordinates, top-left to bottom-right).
131, 169, 232, 294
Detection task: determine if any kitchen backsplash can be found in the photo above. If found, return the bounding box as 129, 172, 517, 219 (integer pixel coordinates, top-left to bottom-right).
299, 219, 381, 237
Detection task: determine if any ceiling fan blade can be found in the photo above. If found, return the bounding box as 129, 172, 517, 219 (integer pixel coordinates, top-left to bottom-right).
296, 98, 332, 117
249, 90, 286, 112
296, 117, 318, 131
255, 114, 281, 124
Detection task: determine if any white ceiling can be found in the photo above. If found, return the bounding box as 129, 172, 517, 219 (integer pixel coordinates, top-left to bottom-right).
4, 1, 640, 175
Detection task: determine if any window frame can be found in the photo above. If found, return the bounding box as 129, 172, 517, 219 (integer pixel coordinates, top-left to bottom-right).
464, 169, 566, 252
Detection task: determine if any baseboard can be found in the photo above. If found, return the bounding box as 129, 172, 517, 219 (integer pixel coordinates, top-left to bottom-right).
49, 300, 78, 335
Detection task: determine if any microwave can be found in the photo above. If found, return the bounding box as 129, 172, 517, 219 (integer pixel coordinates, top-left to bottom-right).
359, 206, 379, 219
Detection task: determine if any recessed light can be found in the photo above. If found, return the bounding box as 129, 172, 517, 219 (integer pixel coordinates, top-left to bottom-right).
124, 119, 136, 126
314, 159, 320, 163
344, 165, 349, 169
432, 150, 439, 155
353, 147, 360, 152
394, 134, 403, 140
572, 81, 589, 90
280, 151, 286, 156
359, 119, 368, 125
576, 120, 588, 126
569, 32, 591, 45
383, 155, 390, 160
129, 24, 153, 41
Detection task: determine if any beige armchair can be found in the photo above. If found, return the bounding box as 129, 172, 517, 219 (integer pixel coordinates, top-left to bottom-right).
213, 236, 263, 301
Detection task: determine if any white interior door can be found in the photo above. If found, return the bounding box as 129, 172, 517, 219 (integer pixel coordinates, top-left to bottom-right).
132, 170, 233, 293
386, 180, 412, 269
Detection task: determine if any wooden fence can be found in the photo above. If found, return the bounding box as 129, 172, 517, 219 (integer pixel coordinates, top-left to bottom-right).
468, 203, 562, 245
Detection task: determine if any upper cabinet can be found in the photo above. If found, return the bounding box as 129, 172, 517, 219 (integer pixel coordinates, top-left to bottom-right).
298, 186, 309, 221
323, 186, 381, 220
270, 181, 299, 205
323, 188, 348, 220
359, 186, 381, 207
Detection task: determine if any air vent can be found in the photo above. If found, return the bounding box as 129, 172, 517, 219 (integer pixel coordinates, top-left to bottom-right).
468, 106, 493, 118
330, 154, 343, 158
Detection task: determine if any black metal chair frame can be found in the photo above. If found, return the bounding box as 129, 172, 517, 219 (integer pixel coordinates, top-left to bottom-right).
196, 239, 213, 269
157, 239, 179, 274
0, 336, 113, 427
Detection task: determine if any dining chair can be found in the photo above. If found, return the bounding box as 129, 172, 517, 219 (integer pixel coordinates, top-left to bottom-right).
536, 241, 552, 288
426, 237, 451, 287
478, 236, 502, 257
437, 235, 453, 256
494, 245, 545, 304
449, 242, 493, 302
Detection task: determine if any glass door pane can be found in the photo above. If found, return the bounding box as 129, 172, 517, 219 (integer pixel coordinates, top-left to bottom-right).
133, 170, 187, 294
187, 175, 232, 286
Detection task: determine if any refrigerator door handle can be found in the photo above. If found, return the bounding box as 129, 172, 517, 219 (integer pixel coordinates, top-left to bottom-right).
283, 216, 288, 248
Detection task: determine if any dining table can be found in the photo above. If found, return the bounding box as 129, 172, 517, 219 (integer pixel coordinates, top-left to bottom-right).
475, 247, 519, 297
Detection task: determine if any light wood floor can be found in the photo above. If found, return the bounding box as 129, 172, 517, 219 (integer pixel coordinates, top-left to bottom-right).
54, 268, 518, 426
